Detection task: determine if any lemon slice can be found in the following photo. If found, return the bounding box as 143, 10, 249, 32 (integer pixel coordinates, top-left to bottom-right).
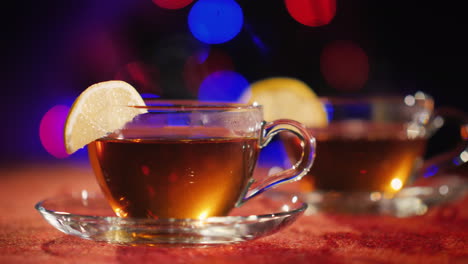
241, 77, 328, 127
64, 80, 147, 154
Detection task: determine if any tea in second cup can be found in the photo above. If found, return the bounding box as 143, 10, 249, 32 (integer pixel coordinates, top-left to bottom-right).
284, 94, 435, 195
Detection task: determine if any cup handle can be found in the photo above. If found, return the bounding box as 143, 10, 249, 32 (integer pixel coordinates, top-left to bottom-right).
420, 107, 468, 178
237, 119, 316, 206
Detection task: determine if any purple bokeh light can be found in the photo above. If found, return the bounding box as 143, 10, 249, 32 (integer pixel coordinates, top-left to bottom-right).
39, 105, 70, 159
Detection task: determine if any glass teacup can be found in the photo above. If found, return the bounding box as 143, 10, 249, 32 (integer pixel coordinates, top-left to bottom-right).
283, 92, 468, 214
88, 100, 316, 219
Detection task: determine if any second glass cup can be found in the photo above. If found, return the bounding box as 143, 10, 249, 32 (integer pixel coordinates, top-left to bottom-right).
88, 100, 316, 219
282, 92, 468, 215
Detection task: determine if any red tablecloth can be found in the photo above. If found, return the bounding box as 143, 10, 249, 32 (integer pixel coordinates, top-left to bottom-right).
1, 162, 467, 264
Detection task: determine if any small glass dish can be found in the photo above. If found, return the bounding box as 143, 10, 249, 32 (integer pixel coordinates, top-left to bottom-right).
35, 190, 306, 246
302, 175, 468, 217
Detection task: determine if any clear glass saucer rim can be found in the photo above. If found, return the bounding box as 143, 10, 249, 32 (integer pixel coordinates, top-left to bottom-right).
34, 190, 307, 245
35, 191, 307, 224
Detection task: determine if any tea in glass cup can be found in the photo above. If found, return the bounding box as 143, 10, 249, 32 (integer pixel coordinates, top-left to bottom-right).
283, 93, 463, 195
88, 101, 316, 219
287, 121, 428, 194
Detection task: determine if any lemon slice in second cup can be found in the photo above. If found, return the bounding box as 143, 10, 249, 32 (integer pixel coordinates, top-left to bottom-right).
241, 77, 328, 127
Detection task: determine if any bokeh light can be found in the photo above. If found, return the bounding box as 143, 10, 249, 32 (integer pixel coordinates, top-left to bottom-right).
390, 178, 403, 191
285, 0, 336, 27
198, 70, 249, 102
320, 40, 369, 92
39, 105, 70, 159
70, 29, 125, 82
183, 49, 234, 96
258, 137, 289, 168
115, 61, 161, 96
188, 0, 244, 44
152, 0, 194, 9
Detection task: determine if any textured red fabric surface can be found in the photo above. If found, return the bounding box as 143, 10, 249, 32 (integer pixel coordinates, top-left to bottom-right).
1, 163, 467, 264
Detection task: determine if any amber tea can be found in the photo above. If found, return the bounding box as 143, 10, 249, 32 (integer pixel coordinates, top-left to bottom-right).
88, 136, 259, 219
86, 100, 315, 220
284, 122, 428, 193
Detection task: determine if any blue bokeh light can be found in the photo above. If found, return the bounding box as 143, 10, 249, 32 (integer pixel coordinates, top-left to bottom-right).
188, 0, 244, 44
141, 93, 160, 99
423, 165, 439, 178
257, 137, 289, 168
198, 70, 249, 102
324, 102, 334, 122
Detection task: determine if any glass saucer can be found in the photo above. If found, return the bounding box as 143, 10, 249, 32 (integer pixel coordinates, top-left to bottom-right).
35, 190, 306, 245
301, 175, 468, 217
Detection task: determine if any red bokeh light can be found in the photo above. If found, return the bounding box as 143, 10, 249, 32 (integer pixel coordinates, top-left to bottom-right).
71, 30, 128, 82
320, 40, 369, 92
115, 61, 161, 95
285, 0, 336, 27
152, 0, 194, 9
39, 105, 70, 159
183, 49, 234, 95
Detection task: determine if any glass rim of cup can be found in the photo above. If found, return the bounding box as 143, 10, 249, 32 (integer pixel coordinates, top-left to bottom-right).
319, 92, 434, 106
133, 99, 263, 111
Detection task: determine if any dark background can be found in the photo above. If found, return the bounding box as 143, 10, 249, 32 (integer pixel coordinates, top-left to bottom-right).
2, 0, 466, 164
